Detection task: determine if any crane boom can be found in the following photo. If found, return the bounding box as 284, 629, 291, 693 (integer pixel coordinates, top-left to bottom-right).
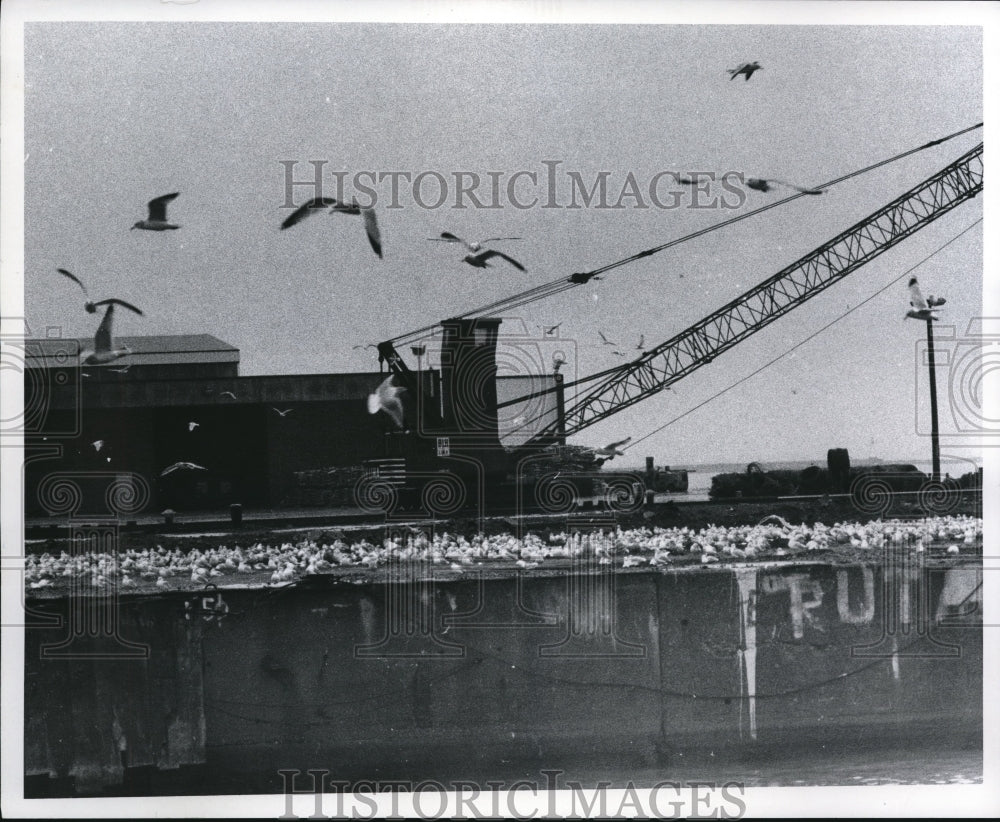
537, 142, 983, 440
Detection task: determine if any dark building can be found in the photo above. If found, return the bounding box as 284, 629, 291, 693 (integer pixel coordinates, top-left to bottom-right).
24, 334, 564, 516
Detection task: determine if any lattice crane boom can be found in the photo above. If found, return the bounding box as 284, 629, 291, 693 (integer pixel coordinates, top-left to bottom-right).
533, 142, 983, 441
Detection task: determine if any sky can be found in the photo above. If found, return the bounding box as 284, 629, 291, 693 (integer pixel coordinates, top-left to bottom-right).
16, 12, 988, 470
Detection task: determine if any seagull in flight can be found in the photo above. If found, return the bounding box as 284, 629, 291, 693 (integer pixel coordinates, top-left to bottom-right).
588, 437, 632, 460
82, 299, 143, 365
461, 249, 526, 272
188, 421, 200, 432
160, 462, 207, 477
56, 268, 99, 312
430, 232, 521, 253
272, 407, 293, 417
727, 61, 762, 81
905, 277, 946, 321
108, 364, 131, 374
636, 334, 645, 350
352, 343, 378, 350
598, 331, 617, 346
92, 440, 105, 452
612, 350, 628, 358
132, 192, 181, 231
746, 178, 824, 195
538, 323, 562, 336
280, 196, 382, 258
219, 391, 238, 400
367, 375, 406, 428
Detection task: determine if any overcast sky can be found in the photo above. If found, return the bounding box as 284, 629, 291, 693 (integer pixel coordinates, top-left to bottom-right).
19, 15, 986, 468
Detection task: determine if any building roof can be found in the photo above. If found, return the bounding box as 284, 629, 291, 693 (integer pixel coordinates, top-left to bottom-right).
25, 334, 239, 368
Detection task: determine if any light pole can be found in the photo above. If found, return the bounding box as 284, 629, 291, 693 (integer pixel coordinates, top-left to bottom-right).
924, 317, 941, 483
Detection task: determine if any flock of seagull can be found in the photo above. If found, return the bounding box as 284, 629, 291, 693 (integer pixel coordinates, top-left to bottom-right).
54, 58, 939, 482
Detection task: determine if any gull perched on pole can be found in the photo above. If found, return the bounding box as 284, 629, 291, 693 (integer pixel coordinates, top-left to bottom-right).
367, 375, 406, 428
905, 277, 946, 321
132, 193, 181, 231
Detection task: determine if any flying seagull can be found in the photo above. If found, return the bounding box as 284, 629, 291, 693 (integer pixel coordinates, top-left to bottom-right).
728, 61, 762, 81
188, 421, 200, 432
82, 299, 143, 365
160, 462, 207, 477
56, 268, 100, 312
598, 331, 616, 346
280, 196, 382, 258
538, 323, 562, 336
905, 277, 946, 321
430, 232, 521, 253
612, 350, 627, 358
108, 364, 131, 374
461, 249, 526, 272
352, 343, 378, 350
92, 440, 104, 452
636, 334, 645, 350
367, 375, 406, 428
132, 192, 180, 231
272, 407, 293, 417
219, 391, 238, 400
745, 178, 824, 195
588, 437, 632, 460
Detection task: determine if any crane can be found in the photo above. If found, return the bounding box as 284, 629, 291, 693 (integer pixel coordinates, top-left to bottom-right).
369, 140, 982, 502
506, 141, 983, 443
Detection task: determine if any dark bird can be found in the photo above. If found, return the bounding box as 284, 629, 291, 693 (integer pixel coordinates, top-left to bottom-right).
430, 232, 521, 253
272, 407, 293, 417
906, 277, 946, 321
82, 299, 143, 365
538, 323, 562, 336
636, 334, 645, 350
352, 343, 378, 350
367, 375, 406, 428
746, 177, 824, 195
132, 193, 180, 231
612, 350, 627, 358
728, 61, 762, 81
280, 196, 382, 258
462, 249, 526, 272
160, 462, 207, 477
598, 331, 616, 346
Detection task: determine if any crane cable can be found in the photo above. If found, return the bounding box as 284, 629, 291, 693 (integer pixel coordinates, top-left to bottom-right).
622, 216, 984, 453
387, 122, 982, 348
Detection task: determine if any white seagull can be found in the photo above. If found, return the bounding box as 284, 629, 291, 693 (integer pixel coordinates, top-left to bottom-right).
367, 376, 406, 428
727, 61, 762, 81
57, 268, 99, 313
272, 407, 293, 417
906, 277, 946, 321
588, 437, 632, 460
188, 421, 200, 432
280, 196, 382, 258
132, 192, 181, 231
92, 440, 105, 452
160, 462, 207, 477
81, 299, 143, 365
219, 391, 238, 400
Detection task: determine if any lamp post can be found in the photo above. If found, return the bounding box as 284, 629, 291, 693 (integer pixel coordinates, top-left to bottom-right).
924, 316, 941, 483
